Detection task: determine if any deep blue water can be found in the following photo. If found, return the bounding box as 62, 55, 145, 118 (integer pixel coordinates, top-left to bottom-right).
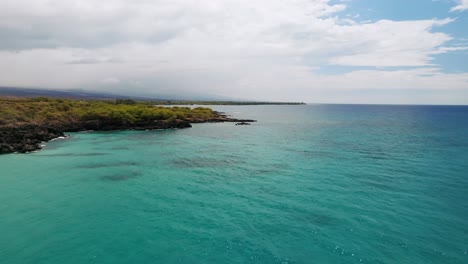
1, 104, 467, 263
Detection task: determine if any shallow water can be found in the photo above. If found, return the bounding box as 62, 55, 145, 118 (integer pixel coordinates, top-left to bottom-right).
1, 104, 467, 263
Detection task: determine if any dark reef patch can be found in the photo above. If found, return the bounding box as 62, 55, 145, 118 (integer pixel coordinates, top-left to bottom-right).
297, 211, 339, 227
78, 161, 141, 169
108, 146, 130, 150
35, 152, 109, 157
253, 162, 292, 173
171, 157, 244, 168
101, 171, 142, 181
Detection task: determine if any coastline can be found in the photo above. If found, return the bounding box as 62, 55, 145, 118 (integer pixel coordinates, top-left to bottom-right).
0, 97, 257, 154
0, 112, 255, 154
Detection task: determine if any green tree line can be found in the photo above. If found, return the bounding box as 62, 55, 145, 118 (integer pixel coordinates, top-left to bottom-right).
0, 97, 219, 126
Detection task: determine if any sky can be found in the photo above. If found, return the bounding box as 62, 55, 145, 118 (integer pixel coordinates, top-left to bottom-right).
0, 0, 468, 104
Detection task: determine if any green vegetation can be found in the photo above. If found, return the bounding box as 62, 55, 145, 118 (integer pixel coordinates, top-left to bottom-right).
0, 97, 220, 126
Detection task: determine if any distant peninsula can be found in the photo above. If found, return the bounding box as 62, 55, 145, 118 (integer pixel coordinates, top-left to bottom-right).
0, 97, 256, 154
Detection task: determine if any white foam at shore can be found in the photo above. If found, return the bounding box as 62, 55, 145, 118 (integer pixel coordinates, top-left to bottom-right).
50, 136, 67, 141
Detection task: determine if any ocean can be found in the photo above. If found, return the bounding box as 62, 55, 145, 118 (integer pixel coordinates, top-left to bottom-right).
1, 104, 467, 263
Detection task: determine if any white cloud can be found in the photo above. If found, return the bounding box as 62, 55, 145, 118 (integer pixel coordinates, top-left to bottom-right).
0, 0, 467, 103
451, 0, 468, 11
101, 78, 120, 84
328, 18, 454, 66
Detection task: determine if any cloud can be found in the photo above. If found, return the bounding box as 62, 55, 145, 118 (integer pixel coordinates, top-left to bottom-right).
328, 18, 454, 67
101, 78, 120, 84
0, 0, 467, 103
451, 0, 468, 11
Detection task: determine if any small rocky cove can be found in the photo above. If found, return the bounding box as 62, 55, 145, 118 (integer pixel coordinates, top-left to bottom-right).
0, 114, 255, 154
0, 97, 257, 154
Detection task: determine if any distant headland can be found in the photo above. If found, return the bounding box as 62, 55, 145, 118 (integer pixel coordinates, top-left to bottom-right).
0, 97, 257, 154
0, 87, 305, 105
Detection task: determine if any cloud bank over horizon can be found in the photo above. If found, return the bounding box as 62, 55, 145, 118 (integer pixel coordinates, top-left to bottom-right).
1, 0, 467, 104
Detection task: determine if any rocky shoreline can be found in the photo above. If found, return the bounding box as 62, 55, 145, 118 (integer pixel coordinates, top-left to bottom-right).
0, 113, 256, 154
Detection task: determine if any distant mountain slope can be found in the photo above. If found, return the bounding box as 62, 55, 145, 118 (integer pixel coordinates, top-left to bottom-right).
0, 87, 305, 105
0, 87, 159, 100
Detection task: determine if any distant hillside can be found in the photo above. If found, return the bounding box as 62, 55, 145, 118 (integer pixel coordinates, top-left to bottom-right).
0, 87, 305, 105
0, 87, 159, 100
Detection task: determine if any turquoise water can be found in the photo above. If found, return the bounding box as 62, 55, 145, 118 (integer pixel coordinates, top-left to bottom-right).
1, 104, 467, 264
